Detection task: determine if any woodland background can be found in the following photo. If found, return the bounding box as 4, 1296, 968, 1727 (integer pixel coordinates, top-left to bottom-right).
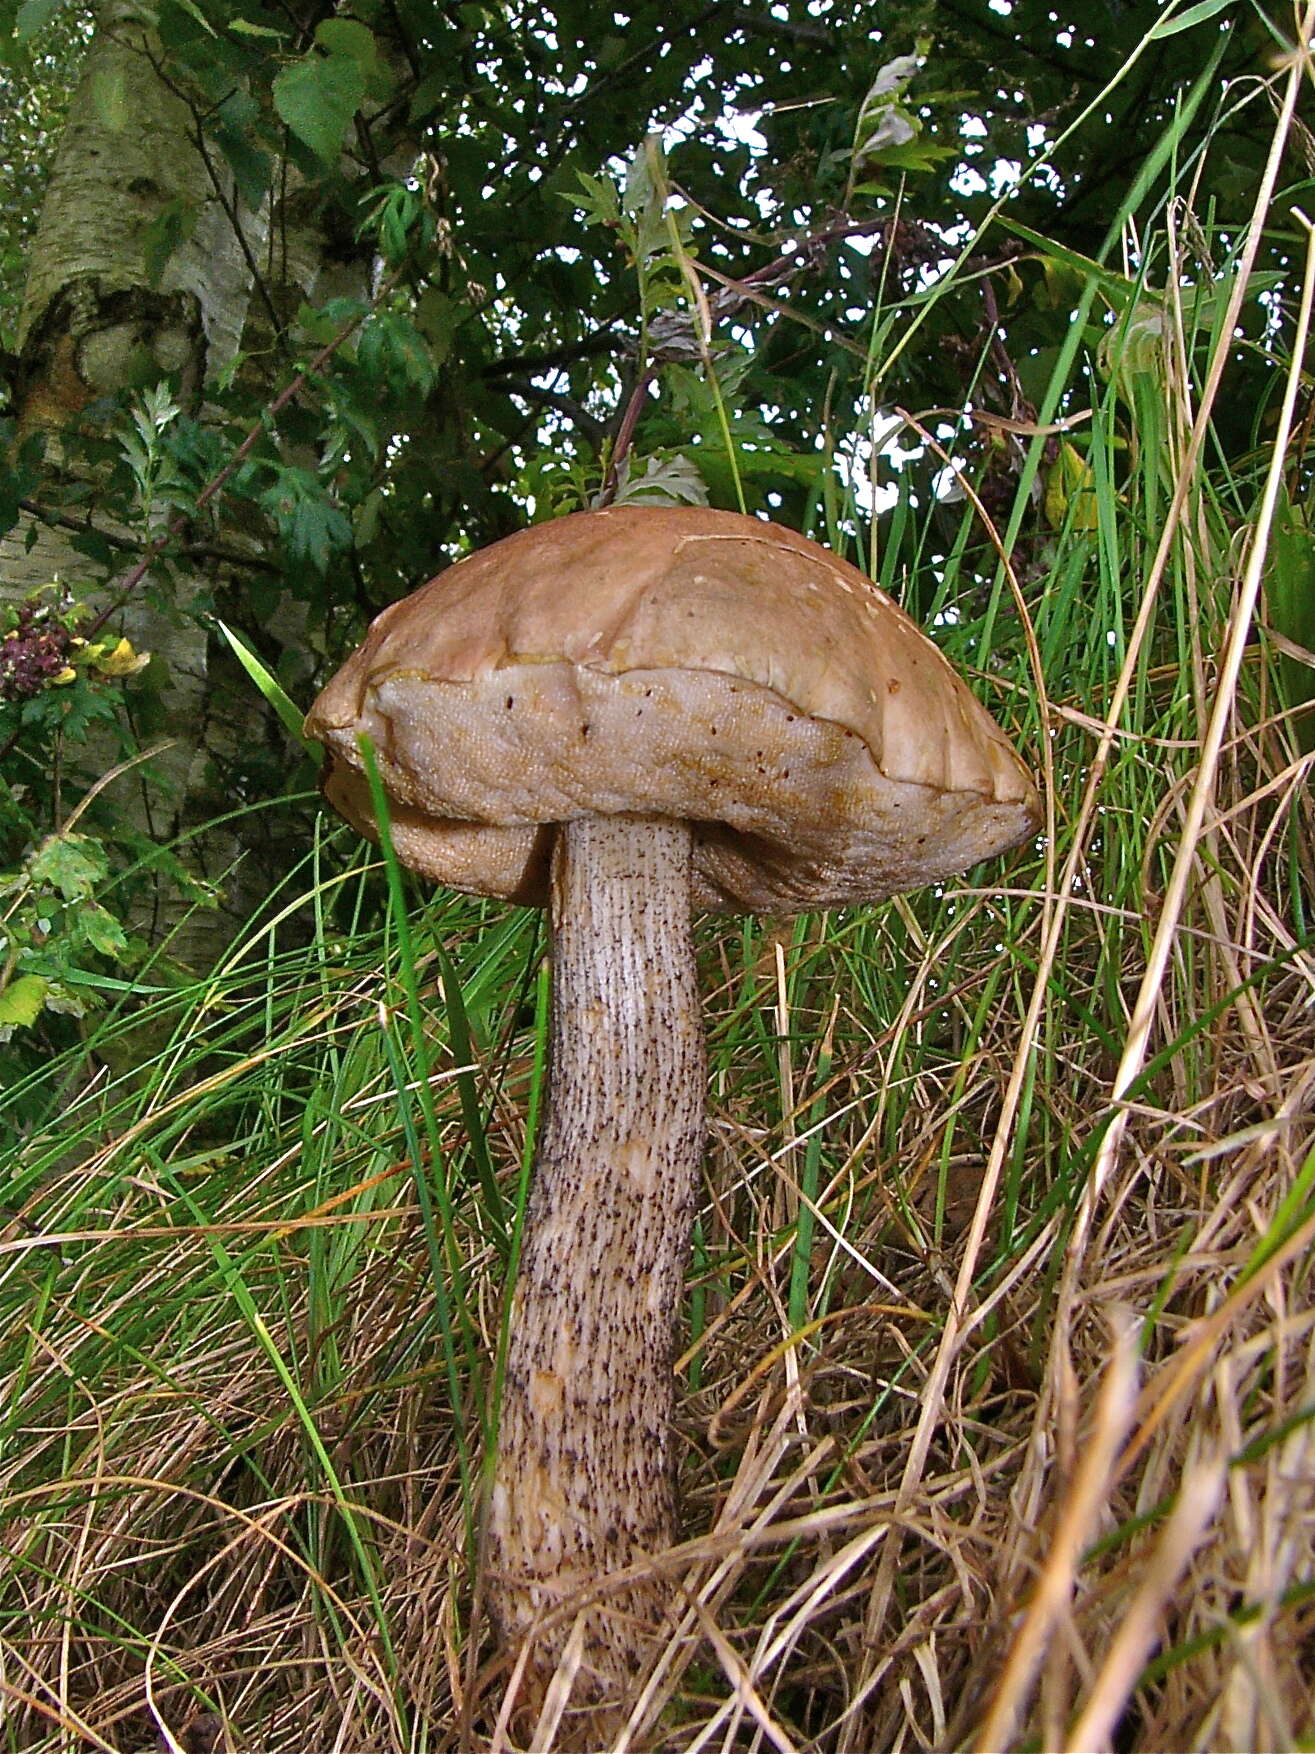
2, 0, 1315, 1749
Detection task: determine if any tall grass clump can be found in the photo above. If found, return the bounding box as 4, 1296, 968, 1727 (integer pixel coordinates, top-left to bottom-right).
3, 56, 1315, 1754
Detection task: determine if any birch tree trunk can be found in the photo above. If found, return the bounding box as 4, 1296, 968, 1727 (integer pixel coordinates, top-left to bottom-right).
1, 0, 263, 964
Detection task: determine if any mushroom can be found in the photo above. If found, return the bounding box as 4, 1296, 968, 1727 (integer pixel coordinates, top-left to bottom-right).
305, 504, 1040, 1732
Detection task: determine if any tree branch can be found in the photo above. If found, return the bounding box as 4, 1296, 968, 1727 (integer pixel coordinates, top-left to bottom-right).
483, 327, 626, 381
17, 499, 284, 574
500, 378, 609, 446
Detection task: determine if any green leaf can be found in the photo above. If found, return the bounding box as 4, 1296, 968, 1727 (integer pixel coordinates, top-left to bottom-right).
217, 125, 273, 212
81, 904, 128, 959
414, 289, 466, 367
228, 15, 285, 37
216, 92, 272, 210
850, 45, 936, 179
315, 17, 391, 95
1044, 441, 1099, 532
1148, 0, 1236, 39
15, 0, 61, 38
570, 169, 621, 229
360, 182, 431, 264
259, 467, 352, 574
995, 217, 1137, 308
1266, 488, 1315, 752
28, 832, 107, 900
90, 65, 129, 132
622, 136, 661, 220
214, 619, 319, 755
272, 52, 366, 164
358, 311, 437, 399
0, 973, 48, 1028
166, 0, 217, 35
609, 452, 709, 508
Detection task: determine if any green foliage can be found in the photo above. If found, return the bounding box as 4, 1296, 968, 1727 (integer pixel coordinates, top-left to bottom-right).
0, 0, 1299, 1108
355, 308, 438, 403
0, 824, 128, 1037
273, 45, 366, 166
0, 579, 157, 1057
118, 380, 187, 525
1265, 485, 1315, 752
845, 40, 958, 193
0, 0, 87, 341
259, 463, 354, 574
215, 618, 317, 754
13, 0, 59, 39
268, 15, 392, 172
4, 0, 1287, 620
610, 450, 709, 507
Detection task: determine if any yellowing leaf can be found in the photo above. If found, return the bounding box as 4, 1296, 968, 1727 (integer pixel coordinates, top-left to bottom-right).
92, 637, 150, 678
1044, 442, 1099, 532
0, 974, 49, 1029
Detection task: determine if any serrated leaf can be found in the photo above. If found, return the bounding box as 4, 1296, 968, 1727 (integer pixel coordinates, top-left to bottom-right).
82, 904, 128, 959
358, 312, 437, 399
259, 467, 352, 573
607, 452, 709, 508
0, 973, 48, 1028
853, 137, 956, 179
28, 831, 107, 900
273, 52, 366, 164
569, 169, 621, 228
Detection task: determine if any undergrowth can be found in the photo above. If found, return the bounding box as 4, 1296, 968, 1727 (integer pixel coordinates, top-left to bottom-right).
3, 44, 1315, 1754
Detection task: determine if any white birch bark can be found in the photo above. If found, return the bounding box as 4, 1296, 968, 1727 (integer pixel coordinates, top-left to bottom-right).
1, 0, 264, 963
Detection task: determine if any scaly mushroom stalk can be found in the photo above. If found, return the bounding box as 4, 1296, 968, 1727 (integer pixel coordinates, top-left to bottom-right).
304, 503, 1042, 1738
486, 814, 705, 1719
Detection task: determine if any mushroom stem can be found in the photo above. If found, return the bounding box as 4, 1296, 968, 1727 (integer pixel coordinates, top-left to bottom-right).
487, 813, 705, 1719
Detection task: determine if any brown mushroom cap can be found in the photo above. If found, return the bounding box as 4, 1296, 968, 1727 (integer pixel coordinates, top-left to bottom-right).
306, 505, 1040, 911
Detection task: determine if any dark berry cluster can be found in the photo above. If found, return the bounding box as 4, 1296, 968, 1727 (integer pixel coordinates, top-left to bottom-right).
0, 596, 78, 703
